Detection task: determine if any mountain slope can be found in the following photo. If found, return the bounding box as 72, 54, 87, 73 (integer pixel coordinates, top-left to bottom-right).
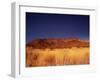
26, 38, 89, 49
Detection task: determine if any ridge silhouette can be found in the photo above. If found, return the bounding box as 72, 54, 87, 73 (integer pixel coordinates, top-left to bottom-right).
26, 38, 89, 49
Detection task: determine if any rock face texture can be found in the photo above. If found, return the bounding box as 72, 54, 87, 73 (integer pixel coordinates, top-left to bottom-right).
26, 38, 89, 49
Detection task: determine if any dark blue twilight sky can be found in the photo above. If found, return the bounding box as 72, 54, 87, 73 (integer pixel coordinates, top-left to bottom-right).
26, 12, 89, 43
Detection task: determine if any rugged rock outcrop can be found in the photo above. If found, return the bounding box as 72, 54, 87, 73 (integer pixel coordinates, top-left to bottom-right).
26, 38, 89, 49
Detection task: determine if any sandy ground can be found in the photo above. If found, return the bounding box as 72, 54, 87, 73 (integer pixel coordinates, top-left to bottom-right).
26, 47, 89, 67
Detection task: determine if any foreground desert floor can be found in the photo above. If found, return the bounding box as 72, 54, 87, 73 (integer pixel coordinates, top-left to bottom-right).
26, 47, 89, 67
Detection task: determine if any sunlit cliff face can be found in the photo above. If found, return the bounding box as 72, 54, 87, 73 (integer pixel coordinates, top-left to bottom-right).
26, 38, 89, 67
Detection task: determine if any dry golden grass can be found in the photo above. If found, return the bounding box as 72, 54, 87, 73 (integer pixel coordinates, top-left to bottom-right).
26, 47, 89, 67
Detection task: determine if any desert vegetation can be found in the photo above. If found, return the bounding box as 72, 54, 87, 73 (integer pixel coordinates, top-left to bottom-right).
26, 38, 89, 67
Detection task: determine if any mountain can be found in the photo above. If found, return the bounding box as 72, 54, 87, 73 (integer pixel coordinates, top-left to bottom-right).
26, 38, 89, 49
